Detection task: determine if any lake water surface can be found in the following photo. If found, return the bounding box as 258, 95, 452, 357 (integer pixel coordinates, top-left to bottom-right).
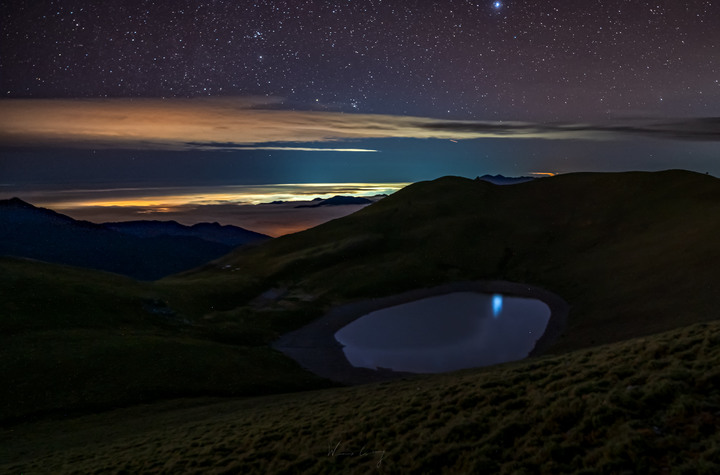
334, 292, 551, 373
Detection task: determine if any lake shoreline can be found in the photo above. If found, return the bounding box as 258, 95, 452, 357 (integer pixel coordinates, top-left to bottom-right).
272, 280, 569, 385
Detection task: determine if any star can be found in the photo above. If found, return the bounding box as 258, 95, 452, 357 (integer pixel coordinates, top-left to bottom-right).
1, 0, 718, 120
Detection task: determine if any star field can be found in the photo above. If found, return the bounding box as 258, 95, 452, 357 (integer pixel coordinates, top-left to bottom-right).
1, 0, 719, 120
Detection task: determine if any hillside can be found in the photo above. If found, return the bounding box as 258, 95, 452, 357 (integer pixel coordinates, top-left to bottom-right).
165, 170, 720, 354
4, 319, 720, 473
1, 170, 718, 430
0, 257, 331, 423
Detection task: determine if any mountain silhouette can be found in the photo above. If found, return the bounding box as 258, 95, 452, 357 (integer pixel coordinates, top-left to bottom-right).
105, 220, 268, 247
476, 174, 535, 185
294, 195, 373, 208
0, 198, 270, 280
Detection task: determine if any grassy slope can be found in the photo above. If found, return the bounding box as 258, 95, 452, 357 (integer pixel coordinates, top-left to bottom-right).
166, 170, 720, 352
0, 258, 330, 422
4, 320, 720, 474
1, 170, 718, 427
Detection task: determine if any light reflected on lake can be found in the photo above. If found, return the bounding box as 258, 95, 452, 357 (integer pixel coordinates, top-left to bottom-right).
334, 292, 551, 373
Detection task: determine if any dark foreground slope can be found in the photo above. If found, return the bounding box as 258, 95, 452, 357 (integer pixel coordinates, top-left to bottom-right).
4, 320, 720, 474
0, 258, 331, 423
166, 170, 720, 353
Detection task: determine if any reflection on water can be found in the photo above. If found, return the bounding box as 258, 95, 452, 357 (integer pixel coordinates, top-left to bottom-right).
334, 292, 550, 373
492, 294, 503, 317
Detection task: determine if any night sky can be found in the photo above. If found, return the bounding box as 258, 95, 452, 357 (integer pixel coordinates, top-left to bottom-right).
1, 1, 719, 231
3, 0, 719, 119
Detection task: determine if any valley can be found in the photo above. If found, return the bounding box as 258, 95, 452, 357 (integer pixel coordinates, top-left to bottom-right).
1, 170, 719, 473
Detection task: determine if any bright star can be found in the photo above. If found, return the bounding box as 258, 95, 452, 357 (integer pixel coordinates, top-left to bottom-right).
493, 1, 502, 9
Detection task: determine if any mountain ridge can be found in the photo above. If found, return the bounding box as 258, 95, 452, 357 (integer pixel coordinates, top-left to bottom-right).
476, 173, 536, 185
0, 198, 270, 280
293, 195, 373, 208
104, 219, 269, 246
168, 169, 720, 353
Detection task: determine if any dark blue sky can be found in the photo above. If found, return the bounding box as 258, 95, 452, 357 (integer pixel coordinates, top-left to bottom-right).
2, 137, 718, 194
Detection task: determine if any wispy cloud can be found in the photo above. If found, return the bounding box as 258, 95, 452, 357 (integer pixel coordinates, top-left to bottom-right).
1, 98, 718, 150
414, 117, 720, 141
185, 143, 378, 152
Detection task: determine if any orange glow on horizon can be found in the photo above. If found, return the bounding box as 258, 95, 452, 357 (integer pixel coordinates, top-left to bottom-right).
34, 183, 409, 209
30, 182, 410, 236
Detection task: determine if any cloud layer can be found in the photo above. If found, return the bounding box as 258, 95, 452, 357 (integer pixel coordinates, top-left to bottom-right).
1, 98, 719, 150
1, 182, 408, 236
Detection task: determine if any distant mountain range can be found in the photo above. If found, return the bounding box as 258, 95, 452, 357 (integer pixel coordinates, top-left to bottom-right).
0, 198, 270, 280
293, 195, 373, 208
104, 220, 268, 247
264, 194, 385, 207
476, 174, 536, 185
